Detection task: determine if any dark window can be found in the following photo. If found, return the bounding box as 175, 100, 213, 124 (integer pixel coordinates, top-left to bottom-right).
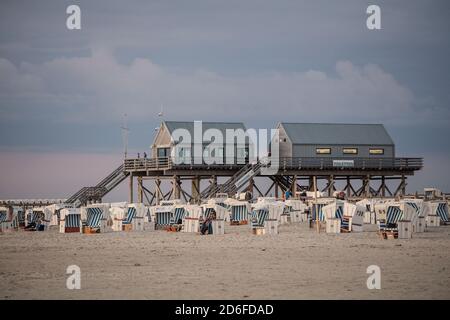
157, 147, 169, 158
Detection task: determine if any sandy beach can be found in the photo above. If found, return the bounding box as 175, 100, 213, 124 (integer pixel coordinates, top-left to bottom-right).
1, 224, 450, 300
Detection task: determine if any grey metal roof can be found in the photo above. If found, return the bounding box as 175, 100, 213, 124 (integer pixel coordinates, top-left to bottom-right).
164, 121, 247, 139
280, 123, 394, 145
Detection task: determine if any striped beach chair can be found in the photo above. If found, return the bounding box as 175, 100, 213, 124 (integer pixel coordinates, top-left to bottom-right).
0, 211, 7, 224
335, 205, 351, 231
155, 210, 172, 229
122, 207, 137, 225
86, 207, 103, 228
203, 207, 215, 218
66, 214, 81, 230
378, 205, 403, 233
312, 203, 326, 222
230, 205, 248, 224
250, 208, 269, 228
171, 207, 186, 225
436, 202, 449, 224
17, 210, 25, 227
0, 210, 8, 232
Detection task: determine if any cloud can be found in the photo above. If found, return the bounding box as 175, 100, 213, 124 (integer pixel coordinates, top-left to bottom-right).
2, 50, 445, 128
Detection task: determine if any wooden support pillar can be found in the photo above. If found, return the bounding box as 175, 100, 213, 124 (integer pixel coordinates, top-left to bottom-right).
155, 178, 161, 205
291, 175, 297, 195
129, 175, 134, 203
192, 176, 201, 203
401, 175, 406, 196
346, 176, 351, 197
137, 176, 143, 203
212, 175, 217, 189
364, 175, 371, 197
381, 176, 386, 197
308, 176, 314, 191
173, 175, 180, 200
313, 176, 320, 233
274, 180, 279, 199
248, 177, 254, 195
327, 175, 334, 197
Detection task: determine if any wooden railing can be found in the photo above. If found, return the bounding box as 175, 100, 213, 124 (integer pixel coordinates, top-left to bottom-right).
124, 157, 423, 172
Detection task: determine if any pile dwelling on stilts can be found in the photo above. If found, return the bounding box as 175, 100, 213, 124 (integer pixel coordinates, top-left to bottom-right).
59, 121, 422, 207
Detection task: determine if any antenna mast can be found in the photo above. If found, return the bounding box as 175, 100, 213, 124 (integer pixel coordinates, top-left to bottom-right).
121, 113, 129, 159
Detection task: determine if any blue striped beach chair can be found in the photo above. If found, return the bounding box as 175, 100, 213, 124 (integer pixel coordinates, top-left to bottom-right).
0, 210, 8, 232
171, 207, 186, 225
230, 205, 248, 225
406, 202, 419, 214
250, 209, 269, 228
436, 203, 449, 224
312, 203, 326, 222
334, 205, 351, 232
122, 207, 137, 225
378, 205, 403, 236
155, 210, 172, 229
66, 214, 81, 229
0, 211, 7, 224
203, 207, 216, 219
86, 207, 103, 228
27, 211, 40, 225
18, 210, 25, 227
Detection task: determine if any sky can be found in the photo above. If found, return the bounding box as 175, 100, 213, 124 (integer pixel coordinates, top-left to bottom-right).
0, 0, 449, 199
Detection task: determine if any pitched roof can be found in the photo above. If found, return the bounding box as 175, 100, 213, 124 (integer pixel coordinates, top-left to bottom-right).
163, 121, 246, 140
279, 123, 394, 145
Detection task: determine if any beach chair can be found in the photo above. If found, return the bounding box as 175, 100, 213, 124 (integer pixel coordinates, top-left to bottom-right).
227, 200, 250, 225
323, 201, 347, 233
377, 205, 403, 239
436, 202, 450, 225
265, 203, 284, 235
201, 204, 227, 235
310, 199, 335, 229
284, 199, 307, 223
423, 201, 447, 227
82, 204, 112, 233
111, 203, 146, 232
250, 208, 269, 228
0, 207, 11, 232
183, 205, 202, 233
59, 208, 82, 233
401, 200, 424, 232
24, 209, 46, 231
0, 207, 21, 232
122, 206, 137, 231
13, 208, 25, 229
150, 204, 175, 230
167, 206, 186, 232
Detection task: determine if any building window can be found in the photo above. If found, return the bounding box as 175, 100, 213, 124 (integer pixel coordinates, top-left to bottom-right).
157, 147, 169, 158
343, 148, 358, 155
316, 148, 331, 154
369, 148, 384, 155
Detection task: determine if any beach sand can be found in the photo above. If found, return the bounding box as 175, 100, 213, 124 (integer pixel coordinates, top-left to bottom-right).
1, 223, 449, 299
